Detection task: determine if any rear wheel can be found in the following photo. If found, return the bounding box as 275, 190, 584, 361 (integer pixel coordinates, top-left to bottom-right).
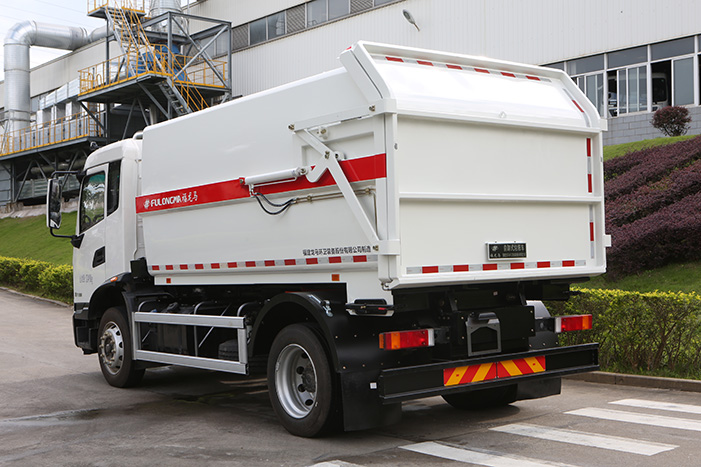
98, 307, 144, 388
267, 324, 339, 437
442, 384, 517, 410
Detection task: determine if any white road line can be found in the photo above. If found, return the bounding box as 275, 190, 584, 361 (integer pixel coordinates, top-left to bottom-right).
400, 441, 577, 467
610, 398, 701, 415
491, 423, 677, 456
308, 462, 365, 467
567, 407, 701, 432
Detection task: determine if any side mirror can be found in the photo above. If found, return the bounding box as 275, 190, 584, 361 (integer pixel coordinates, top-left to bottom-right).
46, 178, 63, 229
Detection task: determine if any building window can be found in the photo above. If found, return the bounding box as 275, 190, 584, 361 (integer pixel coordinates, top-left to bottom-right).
307, 0, 327, 27
238, 0, 401, 49
267, 12, 286, 40
250, 18, 267, 45
607, 66, 647, 116
329, 0, 350, 20
567, 54, 604, 75
575, 74, 604, 116
673, 57, 694, 105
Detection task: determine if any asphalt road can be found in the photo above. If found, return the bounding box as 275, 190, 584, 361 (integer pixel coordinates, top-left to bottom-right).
1, 288, 700, 466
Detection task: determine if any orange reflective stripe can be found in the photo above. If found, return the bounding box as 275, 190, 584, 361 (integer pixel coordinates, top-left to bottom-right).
443, 356, 546, 387
443, 363, 497, 386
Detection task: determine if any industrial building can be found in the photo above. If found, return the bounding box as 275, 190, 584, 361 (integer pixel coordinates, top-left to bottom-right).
1, 0, 701, 208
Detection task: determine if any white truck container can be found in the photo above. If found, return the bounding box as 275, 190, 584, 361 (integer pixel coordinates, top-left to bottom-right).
48, 42, 604, 437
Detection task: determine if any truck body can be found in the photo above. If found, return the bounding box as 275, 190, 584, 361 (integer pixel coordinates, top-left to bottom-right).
48, 42, 604, 437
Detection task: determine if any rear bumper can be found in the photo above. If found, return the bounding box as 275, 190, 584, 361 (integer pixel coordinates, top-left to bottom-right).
378, 343, 598, 403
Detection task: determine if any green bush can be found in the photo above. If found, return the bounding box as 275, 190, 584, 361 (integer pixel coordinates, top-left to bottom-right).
547, 288, 701, 379
0, 256, 73, 303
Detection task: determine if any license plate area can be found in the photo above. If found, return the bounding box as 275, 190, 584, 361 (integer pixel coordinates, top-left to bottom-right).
487, 242, 527, 260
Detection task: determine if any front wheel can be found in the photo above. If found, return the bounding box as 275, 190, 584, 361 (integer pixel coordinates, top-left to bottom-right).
98, 307, 144, 388
267, 324, 339, 437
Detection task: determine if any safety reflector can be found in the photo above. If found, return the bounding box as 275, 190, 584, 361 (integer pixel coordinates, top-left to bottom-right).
444, 356, 546, 387
379, 329, 434, 350
555, 314, 593, 333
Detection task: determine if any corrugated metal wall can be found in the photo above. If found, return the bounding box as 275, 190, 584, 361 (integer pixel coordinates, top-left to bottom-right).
183, 0, 701, 97
3, 0, 701, 106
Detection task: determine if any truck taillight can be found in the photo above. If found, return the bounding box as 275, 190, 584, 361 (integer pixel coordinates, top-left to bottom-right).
379, 329, 434, 350
555, 315, 593, 333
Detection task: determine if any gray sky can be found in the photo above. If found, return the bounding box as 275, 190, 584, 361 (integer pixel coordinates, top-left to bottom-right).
0, 0, 191, 81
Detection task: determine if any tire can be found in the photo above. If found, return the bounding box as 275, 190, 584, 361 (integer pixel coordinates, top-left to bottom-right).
442, 384, 517, 410
98, 307, 145, 388
267, 324, 339, 437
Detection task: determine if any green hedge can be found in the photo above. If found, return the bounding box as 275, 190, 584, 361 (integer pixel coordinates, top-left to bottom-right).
0, 256, 73, 303
547, 288, 701, 379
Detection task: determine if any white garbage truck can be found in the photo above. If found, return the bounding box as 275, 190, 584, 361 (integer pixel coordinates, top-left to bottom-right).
47, 42, 605, 437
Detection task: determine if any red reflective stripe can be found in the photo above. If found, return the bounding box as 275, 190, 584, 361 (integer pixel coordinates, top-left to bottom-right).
587, 138, 592, 157
483, 264, 498, 271
501, 72, 516, 77
386, 56, 403, 62
475, 68, 489, 74
165, 265, 174, 271
195, 264, 204, 270
166, 278, 171, 284
227, 262, 237, 268
590, 222, 595, 241
417, 60, 433, 66
446, 64, 462, 70
422, 266, 439, 274
284, 259, 296, 266
306, 258, 318, 265
563, 260, 576, 267
245, 261, 256, 268
453, 264, 469, 272
136, 154, 387, 214
510, 263, 525, 270
588, 174, 593, 193
526, 75, 540, 81
329, 256, 342, 264
537, 261, 551, 268
264, 260, 275, 267
572, 100, 585, 112
151, 265, 160, 271
353, 255, 367, 263
211, 263, 221, 269
179, 264, 188, 270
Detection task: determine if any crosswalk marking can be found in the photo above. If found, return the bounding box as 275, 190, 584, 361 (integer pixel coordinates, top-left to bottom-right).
610, 398, 701, 415
491, 423, 677, 456
400, 441, 577, 467
308, 462, 364, 467
567, 407, 701, 432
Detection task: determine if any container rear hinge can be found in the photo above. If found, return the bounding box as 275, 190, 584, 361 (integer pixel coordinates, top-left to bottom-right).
292, 128, 381, 246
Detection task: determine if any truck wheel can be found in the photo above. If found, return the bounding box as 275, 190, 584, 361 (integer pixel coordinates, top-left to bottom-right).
267, 324, 338, 437
98, 307, 144, 388
442, 384, 517, 410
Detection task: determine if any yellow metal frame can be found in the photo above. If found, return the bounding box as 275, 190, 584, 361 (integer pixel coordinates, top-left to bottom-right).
0, 111, 106, 158
88, 0, 146, 15
78, 51, 227, 92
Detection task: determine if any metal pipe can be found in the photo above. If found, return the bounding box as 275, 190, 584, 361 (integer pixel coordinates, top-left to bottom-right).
3, 21, 102, 133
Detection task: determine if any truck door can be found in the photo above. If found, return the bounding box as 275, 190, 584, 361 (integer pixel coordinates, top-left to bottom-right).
73, 163, 109, 302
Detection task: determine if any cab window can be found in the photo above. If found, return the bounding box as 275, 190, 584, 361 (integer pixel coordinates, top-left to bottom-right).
79, 172, 106, 233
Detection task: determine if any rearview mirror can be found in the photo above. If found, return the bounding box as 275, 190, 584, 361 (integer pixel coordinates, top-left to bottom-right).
46, 178, 62, 230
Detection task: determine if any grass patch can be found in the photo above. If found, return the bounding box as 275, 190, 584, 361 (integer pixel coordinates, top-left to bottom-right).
603, 134, 697, 161
0, 212, 76, 265
586, 261, 701, 294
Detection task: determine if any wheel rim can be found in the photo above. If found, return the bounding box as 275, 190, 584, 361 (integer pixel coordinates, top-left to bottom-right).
99, 321, 124, 376
275, 343, 317, 419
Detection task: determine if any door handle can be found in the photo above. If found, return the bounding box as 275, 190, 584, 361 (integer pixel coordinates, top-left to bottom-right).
93, 247, 106, 267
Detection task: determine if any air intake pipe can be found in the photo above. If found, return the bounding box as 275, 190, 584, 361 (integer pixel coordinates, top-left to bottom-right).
3, 21, 107, 133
